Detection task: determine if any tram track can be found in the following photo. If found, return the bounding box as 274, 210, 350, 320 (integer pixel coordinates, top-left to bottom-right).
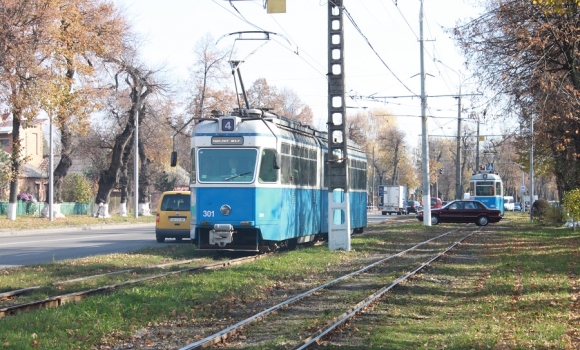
178, 225, 482, 349
0, 253, 271, 319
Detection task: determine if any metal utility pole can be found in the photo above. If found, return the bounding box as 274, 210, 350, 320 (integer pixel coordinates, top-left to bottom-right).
372, 147, 375, 208
529, 115, 534, 222
49, 120, 54, 221
475, 114, 480, 171
327, 0, 351, 250
134, 109, 139, 218
420, 0, 431, 226
455, 93, 462, 199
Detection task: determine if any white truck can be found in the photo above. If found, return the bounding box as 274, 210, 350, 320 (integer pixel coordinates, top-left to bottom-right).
503, 196, 515, 211
378, 185, 408, 215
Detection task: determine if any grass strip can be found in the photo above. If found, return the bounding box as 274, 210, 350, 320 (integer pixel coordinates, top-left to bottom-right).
0, 216, 578, 349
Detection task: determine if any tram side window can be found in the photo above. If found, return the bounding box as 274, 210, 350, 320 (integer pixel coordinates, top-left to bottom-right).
281, 143, 292, 184
309, 149, 317, 186
281, 154, 292, 184
258, 149, 278, 183
292, 154, 301, 184
323, 153, 327, 188
280, 143, 317, 186
190, 148, 196, 183
496, 182, 502, 197
348, 159, 367, 190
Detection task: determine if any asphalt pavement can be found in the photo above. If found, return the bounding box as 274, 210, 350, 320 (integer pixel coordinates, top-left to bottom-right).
0, 222, 155, 237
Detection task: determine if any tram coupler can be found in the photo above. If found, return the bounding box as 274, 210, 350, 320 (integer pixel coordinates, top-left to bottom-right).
209, 224, 235, 247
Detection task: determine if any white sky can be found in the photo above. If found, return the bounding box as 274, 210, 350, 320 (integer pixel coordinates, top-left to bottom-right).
112, 0, 513, 147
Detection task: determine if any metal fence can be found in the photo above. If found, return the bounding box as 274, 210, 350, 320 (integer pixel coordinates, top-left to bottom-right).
0, 201, 92, 216
0, 196, 151, 217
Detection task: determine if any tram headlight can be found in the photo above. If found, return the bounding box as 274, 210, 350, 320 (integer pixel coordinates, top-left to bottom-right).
220, 204, 232, 216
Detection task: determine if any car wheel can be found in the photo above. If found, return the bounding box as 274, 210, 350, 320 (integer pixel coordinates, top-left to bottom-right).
431, 215, 440, 225
175, 237, 183, 242
156, 235, 165, 243
476, 215, 489, 226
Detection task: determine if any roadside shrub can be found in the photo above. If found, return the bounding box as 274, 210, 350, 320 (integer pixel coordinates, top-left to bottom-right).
562, 188, 580, 225
17, 192, 34, 202
544, 205, 566, 226
62, 174, 92, 202
532, 198, 550, 223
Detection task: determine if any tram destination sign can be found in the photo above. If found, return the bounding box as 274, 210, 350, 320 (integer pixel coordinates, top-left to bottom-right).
211, 136, 244, 145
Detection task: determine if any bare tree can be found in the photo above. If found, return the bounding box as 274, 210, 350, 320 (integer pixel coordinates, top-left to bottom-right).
172, 34, 235, 171
279, 87, 314, 125
93, 52, 159, 217
245, 78, 285, 111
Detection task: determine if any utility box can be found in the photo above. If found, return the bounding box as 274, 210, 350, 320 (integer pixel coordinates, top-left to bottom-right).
378, 185, 408, 215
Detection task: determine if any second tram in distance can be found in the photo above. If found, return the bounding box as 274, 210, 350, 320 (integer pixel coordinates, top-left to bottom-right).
468, 169, 505, 215
188, 108, 367, 252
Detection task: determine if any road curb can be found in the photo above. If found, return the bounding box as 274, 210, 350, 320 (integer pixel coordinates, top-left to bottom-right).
0, 222, 155, 237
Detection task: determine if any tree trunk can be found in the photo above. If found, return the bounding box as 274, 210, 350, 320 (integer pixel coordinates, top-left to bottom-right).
93, 115, 135, 217
138, 138, 152, 216
46, 123, 73, 219
390, 140, 401, 185
7, 108, 22, 220
118, 133, 134, 216
52, 67, 76, 207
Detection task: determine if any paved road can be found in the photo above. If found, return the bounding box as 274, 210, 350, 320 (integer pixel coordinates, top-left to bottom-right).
367, 211, 417, 223
0, 223, 162, 269
0, 212, 415, 269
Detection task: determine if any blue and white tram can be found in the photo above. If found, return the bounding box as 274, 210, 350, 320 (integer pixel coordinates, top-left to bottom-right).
468, 170, 505, 215
189, 108, 367, 252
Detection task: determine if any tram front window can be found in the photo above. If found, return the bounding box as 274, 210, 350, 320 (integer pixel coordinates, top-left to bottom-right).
197, 149, 258, 183
475, 181, 495, 196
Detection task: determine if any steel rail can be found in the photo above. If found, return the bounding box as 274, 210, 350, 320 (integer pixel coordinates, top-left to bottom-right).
179, 226, 471, 350
0, 257, 213, 299
292, 226, 482, 349
0, 254, 270, 319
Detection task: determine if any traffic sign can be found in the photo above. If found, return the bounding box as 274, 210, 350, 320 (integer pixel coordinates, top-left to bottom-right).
520, 185, 526, 193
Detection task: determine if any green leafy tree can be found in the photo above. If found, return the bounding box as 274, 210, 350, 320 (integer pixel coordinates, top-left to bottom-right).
153, 171, 177, 192
562, 188, 580, 228
61, 174, 92, 203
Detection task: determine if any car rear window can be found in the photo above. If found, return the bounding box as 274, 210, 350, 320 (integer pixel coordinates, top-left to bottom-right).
160, 194, 190, 211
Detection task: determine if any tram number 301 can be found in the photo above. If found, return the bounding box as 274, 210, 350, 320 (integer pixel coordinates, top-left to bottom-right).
203, 210, 215, 217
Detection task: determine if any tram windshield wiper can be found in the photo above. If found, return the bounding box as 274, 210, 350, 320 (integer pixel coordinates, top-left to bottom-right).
224, 172, 252, 181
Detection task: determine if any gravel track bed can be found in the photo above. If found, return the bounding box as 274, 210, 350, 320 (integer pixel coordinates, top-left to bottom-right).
108, 225, 478, 349
209, 227, 475, 349
309, 226, 493, 348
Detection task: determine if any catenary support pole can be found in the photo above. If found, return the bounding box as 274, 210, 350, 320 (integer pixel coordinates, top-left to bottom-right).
420, 0, 431, 226
134, 109, 139, 218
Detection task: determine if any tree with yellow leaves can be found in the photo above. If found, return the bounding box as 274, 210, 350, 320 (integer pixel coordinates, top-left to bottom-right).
0, 0, 57, 220
42, 0, 127, 217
